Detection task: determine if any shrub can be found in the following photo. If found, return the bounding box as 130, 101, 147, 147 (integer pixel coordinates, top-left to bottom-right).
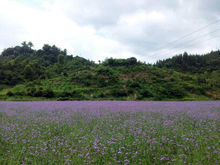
26, 87, 54, 98
14, 91, 25, 96
139, 88, 153, 98
6, 91, 14, 96
128, 81, 141, 89
110, 89, 128, 97
153, 84, 185, 99
26, 87, 37, 97
42, 89, 54, 98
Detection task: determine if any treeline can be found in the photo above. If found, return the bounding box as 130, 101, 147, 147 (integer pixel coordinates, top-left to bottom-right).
0, 42, 219, 100
0, 42, 94, 85
156, 51, 220, 73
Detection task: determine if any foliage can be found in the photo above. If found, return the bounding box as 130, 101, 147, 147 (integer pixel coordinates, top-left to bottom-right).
103, 57, 138, 67
156, 51, 220, 73
0, 42, 219, 100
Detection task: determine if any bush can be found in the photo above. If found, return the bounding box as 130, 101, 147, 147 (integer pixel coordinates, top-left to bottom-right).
26, 87, 54, 98
26, 87, 37, 97
194, 86, 206, 95
57, 91, 72, 98
127, 81, 141, 89
6, 91, 14, 96
42, 89, 54, 98
97, 92, 106, 98
139, 88, 153, 98
110, 89, 128, 97
153, 84, 185, 99
14, 91, 25, 96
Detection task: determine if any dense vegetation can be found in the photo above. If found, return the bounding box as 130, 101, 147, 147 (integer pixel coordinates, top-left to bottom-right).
0, 42, 219, 100
156, 51, 220, 73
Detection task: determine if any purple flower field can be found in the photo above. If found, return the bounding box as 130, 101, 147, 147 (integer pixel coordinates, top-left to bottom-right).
0, 101, 219, 164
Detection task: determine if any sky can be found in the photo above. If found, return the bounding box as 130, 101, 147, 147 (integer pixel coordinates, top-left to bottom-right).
0, 0, 220, 63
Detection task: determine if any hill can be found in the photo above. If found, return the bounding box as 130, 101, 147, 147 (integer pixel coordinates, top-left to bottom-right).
0, 42, 219, 100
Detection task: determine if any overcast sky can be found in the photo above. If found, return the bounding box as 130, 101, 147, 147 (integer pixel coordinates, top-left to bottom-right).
0, 0, 220, 63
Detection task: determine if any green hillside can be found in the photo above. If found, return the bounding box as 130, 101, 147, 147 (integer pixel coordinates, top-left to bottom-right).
0, 42, 219, 100
156, 51, 220, 73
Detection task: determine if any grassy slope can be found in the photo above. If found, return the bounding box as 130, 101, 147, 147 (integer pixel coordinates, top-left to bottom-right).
0, 46, 219, 101
0, 65, 218, 101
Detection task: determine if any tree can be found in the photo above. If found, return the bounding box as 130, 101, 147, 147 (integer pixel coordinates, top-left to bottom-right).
24, 64, 34, 80
127, 57, 137, 65
28, 42, 33, 48
183, 52, 188, 63
21, 41, 28, 47
58, 54, 65, 65
21, 41, 34, 55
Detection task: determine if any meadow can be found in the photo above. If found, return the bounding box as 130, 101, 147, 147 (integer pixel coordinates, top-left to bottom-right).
0, 101, 219, 164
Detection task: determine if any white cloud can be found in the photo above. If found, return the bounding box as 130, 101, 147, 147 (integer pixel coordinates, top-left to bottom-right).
0, 0, 220, 63
0, 0, 141, 62
120, 11, 165, 25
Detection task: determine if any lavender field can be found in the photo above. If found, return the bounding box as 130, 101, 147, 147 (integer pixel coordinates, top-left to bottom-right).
0, 101, 219, 164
